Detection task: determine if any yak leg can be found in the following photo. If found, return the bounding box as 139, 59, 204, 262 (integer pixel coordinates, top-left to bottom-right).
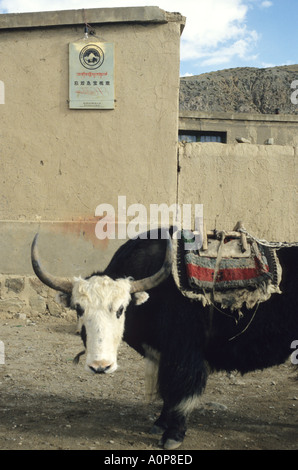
157, 398, 197, 450
150, 404, 169, 435
150, 404, 187, 450
155, 352, 208, 449
150, 402, 187, 439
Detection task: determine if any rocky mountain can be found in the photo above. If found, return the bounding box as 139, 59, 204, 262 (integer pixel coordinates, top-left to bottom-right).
179, 65, 298, 114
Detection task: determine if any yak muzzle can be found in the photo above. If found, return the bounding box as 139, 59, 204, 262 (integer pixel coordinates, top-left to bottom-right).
87, 360, 116, 374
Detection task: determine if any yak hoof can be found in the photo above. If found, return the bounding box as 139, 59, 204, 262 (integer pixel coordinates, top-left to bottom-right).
164, 438, 183, 450
158, 437, 183, 450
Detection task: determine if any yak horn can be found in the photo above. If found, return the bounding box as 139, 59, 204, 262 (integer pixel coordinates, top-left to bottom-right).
31, 234, 73, 294
130, 234, 172, 294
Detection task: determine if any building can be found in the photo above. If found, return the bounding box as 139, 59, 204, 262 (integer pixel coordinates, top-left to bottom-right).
179, 110, 298, 146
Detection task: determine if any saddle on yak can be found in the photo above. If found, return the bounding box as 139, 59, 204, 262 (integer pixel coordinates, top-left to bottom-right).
172, 221, 282, 313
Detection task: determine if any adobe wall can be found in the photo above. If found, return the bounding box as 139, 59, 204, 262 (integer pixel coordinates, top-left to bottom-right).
178, 142, 297, 242
0, 7, 184, 280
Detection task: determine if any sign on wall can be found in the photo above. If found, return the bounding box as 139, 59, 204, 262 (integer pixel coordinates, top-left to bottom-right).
69, 40, 114, 109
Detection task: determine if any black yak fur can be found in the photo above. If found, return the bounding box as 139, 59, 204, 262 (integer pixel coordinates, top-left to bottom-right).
90, 231, 298, 448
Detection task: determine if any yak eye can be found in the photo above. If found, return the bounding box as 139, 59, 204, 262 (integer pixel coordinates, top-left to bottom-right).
116, 306, 124, 319
76, 304, 84, 317
80, 325, 87, 348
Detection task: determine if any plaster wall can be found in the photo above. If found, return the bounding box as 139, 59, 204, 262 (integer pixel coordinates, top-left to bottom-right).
178, 142, 297, 242
0, 7, 184, 276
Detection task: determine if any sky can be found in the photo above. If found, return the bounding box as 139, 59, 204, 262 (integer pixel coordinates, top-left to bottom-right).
0, 0, 296, 77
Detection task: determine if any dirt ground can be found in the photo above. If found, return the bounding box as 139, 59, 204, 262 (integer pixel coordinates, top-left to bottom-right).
0, 314, 297, 451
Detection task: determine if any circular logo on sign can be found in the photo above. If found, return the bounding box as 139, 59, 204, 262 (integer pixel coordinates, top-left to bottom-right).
79, 44, 104, 70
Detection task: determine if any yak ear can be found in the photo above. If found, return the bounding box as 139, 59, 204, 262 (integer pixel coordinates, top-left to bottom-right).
133, 292, 149, 306
56, 292, 70, 307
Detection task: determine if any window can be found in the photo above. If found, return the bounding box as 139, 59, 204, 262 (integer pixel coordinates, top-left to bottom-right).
179, 131, 227, 143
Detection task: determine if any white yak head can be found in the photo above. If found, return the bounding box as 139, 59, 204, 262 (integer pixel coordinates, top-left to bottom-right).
31, 233, 172, 374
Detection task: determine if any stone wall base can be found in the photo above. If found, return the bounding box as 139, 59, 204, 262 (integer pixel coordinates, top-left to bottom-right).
0, 275, 75, 322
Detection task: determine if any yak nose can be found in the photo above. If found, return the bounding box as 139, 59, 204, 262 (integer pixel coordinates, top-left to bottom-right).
88, 360, 113, 374
89, 364, 111, 374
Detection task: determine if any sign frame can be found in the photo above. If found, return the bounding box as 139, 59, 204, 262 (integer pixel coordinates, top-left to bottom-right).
69, 40, 115, 110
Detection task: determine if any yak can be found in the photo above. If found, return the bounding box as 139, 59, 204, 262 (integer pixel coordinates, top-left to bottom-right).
31, 230, 298, 450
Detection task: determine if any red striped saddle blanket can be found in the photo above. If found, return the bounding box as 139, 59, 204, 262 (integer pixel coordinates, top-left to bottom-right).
182, 231, 273, 292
